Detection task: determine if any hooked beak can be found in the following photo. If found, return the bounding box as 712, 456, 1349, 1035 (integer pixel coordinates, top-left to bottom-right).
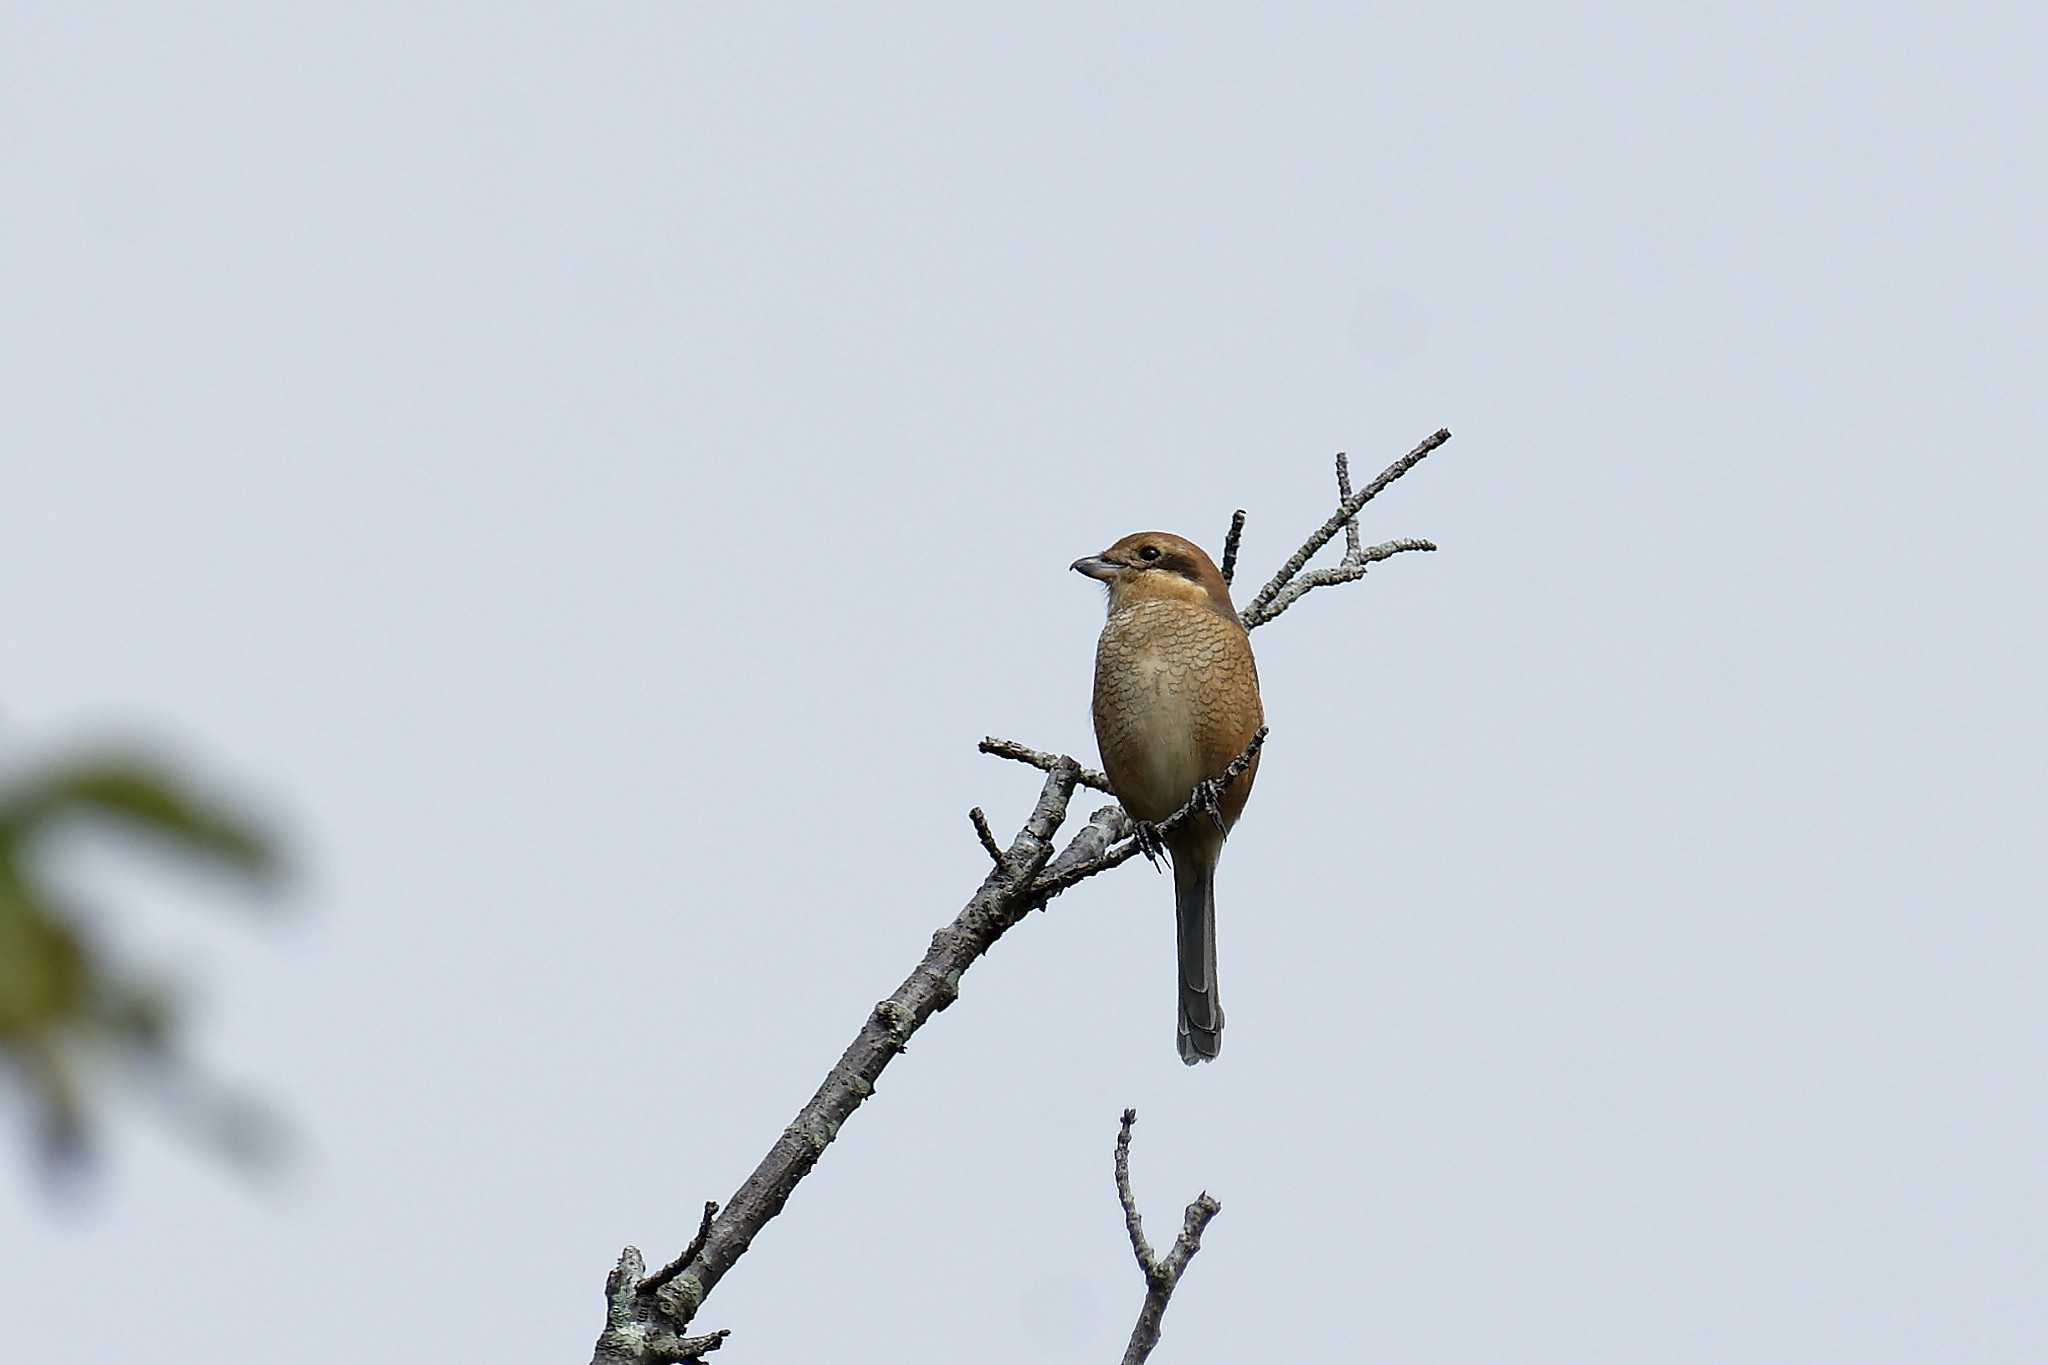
1070, 554, 1123, 582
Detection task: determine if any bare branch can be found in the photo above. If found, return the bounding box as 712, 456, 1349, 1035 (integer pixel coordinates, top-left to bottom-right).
968, 807, 1003, 863
978, 736, 1113, 794
1218, 509, 1247, 587
593, 730, 1262, 1360
1114, 1109, 1221, 1365
593, 760, 1083, 1361
1240, 427, 1452, 630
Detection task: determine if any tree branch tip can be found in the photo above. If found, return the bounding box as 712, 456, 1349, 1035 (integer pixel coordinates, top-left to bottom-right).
686, 1201, 719, 1254
661, 1326, 731, 1362
1219, 509, 1248, 586
608, 1245, 647, 1295
980, 735, 1113, 793
968, 806, 1003, 862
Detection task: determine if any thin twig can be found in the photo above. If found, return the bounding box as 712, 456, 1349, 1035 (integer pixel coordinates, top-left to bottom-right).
1218, 509, 1247, 587
1114, 1109, 1221, 1365
1114, 1110, 1157, 1269
641, 1202, 719, 1297
1361, 536, 1438, 563
968, 807, 1003, 863
1334, 452, 1362, 559
978, 736, 1113, 794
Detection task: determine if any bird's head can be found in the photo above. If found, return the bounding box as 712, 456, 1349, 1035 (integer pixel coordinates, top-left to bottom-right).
1071, 532, 1237, 617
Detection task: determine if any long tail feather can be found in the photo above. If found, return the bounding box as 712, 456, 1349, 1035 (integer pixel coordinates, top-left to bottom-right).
1172, 850, 1223, 1064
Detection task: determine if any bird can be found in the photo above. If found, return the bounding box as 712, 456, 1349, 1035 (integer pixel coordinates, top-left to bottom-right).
1072, 532, 1263, 1064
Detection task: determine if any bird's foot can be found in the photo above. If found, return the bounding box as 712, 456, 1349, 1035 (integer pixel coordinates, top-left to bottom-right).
1193, 777, 1228, 832
1132, 820, 1167, 871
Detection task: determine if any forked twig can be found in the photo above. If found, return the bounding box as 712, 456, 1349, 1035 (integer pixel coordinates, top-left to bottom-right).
1238, 428, 1450, 629
1115, 1109, 1221, 1364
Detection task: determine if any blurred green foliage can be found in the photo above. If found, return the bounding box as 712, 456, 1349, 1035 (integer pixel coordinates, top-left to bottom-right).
0, 750, 281, 1173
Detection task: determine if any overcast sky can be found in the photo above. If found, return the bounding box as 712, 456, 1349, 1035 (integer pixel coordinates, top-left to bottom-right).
5, 5, 2044, 1362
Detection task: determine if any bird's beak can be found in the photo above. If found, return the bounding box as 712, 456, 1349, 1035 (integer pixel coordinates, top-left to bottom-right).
1070, 555, 1123, 582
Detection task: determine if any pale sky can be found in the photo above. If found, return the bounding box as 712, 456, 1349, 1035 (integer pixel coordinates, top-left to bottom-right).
5, 5, 2044, 1362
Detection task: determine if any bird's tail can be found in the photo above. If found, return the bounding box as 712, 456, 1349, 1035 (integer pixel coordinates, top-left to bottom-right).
1172, 849, 1224, 1065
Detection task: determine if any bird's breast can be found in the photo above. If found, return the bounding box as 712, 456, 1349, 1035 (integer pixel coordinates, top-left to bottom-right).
1091, 600, 1261, 825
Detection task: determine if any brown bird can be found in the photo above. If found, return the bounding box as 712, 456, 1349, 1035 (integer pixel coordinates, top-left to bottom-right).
1073, 532, 1263, 1064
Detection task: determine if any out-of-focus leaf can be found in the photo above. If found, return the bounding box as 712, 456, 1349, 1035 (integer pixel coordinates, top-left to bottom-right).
0, 757, 278, 883
0, 890, 90, 1038
0, 739, 289, 1185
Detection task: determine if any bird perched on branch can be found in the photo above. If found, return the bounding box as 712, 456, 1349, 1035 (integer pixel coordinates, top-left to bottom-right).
1073, 532, 1263, 1064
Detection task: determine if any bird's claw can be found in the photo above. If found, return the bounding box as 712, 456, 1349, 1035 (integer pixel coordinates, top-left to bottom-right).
1194, 777, 1228, 832
1132, 820, 1167, 871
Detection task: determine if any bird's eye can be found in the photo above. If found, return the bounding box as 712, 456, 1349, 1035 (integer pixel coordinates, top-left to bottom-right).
1139, 546, 1161, 561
